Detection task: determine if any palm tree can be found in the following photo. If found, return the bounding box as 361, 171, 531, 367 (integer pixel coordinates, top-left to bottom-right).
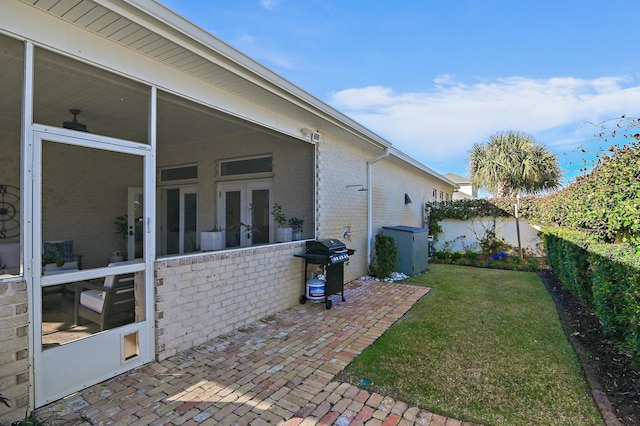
468, 131, 561, 198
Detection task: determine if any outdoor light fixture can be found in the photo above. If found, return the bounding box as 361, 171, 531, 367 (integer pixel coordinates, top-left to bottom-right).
346, 184, 367, 191
404, 193, 412, 204
301, 128, 322, 143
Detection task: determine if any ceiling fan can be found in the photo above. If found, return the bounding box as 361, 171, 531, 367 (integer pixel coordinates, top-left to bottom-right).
63, 109, 88, 132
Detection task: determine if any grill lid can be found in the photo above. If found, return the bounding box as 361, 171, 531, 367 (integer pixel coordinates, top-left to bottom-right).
306, 238, 347, 254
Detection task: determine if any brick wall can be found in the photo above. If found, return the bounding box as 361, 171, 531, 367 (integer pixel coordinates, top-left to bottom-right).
371, 157, 449, 230
315, 134, 453, 280
154, 242, 306, 360
0, 279, 30, 424
314, 134, 369, 281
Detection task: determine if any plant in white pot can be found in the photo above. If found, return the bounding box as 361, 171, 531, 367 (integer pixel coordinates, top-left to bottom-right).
200, 226, 225, 251
288, 217, 304, 240
272, 203, 292, 242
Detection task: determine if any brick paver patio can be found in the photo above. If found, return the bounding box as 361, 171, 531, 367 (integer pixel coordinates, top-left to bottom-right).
36, 279, 473, 425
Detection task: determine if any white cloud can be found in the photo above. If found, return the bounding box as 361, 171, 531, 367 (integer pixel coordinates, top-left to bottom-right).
260, 0, 280, 10
328, 76, 640, 174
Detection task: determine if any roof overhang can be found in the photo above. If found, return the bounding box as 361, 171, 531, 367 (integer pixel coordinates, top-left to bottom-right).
15, 0, 454, 186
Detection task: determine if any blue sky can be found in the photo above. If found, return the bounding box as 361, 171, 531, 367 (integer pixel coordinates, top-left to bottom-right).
158, 0, 640, 185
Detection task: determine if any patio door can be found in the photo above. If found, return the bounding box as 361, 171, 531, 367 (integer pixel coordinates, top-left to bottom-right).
217, 180, 272, 248
31, 129, 154, 407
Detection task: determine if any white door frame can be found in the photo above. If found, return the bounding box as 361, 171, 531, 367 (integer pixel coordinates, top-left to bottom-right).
30, 126, 155, 407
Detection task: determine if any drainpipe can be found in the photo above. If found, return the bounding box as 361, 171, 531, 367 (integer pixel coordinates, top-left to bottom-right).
367, 147, 390, 266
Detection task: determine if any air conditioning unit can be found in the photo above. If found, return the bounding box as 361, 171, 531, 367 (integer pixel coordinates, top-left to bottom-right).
311, 131, 321, 143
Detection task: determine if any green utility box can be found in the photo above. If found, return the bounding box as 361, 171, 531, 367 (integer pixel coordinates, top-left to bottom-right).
382, 225, 430, 275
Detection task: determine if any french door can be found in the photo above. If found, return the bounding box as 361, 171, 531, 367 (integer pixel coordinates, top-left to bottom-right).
31, 128, 154, 407
217, 180, 272, 248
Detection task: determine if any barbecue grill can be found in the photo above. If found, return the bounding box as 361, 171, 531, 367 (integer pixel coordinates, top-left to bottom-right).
294, 238, 355, 309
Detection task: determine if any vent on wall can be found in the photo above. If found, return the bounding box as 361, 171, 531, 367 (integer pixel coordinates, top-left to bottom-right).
311, 131, 321, 143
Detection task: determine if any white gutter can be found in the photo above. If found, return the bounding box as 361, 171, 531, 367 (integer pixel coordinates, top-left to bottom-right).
367, 147, 390, 265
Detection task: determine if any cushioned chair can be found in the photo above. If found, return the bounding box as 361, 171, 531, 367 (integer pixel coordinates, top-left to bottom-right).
74, 270, 135, 331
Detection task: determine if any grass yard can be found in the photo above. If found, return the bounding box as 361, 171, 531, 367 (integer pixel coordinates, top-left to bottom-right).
339, 264, 603, 425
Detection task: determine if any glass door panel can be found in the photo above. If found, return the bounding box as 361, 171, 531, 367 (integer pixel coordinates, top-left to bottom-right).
225, 190, 242, 248
165, 189, 180, 255
161, 187, 197, 255
184, 192, 197, 253
251, 189, 270, 245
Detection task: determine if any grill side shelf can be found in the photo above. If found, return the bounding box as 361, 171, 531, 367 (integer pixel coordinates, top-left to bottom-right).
294, 253, 330, 265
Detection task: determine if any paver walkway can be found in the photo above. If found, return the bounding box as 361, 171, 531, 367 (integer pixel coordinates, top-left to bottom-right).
37, 279, 472, 425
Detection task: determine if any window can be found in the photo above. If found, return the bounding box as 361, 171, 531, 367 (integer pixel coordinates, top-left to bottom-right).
432, 189, 437, 200
439, 191, 443, 200
160, 165, 198, 182
220, 156, 272, 176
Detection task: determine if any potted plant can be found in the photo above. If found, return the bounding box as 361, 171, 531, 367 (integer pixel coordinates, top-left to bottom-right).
272, 203, 292, 242
288, 217, 304, 240
201, 226, 225, 251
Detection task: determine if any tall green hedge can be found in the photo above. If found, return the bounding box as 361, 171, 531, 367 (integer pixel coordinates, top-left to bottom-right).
544, 228, 596, 306
544, 228, 640, 355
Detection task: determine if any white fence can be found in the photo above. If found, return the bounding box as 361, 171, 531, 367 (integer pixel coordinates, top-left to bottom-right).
434, 217, 544, 256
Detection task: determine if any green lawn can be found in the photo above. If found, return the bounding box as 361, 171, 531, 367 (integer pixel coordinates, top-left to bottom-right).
339, 264, 603, 425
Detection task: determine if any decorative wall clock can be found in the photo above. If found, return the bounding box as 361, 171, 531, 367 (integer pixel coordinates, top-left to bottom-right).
0, 184, 20, 239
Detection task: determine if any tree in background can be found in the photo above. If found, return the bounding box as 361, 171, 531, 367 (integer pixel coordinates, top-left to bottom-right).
468, 131, 561, 198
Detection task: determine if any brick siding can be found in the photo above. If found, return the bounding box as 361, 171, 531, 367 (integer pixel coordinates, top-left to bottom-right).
0, 279, 29, 424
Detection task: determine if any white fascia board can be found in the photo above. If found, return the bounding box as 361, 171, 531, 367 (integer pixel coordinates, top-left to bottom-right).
389, 147, 460, 188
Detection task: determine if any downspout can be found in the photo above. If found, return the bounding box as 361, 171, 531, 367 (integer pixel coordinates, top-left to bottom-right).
367, 147, 390, 266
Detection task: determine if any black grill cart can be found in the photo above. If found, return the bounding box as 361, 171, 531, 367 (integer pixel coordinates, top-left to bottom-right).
294, 239, 355, 309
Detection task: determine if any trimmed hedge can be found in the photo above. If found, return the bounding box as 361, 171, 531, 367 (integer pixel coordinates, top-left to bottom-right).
544, 228, 640, 355
369, 233, 397, 279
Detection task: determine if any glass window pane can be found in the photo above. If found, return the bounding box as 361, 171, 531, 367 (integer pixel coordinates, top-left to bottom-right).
160, 166, 198, 182
220, 157, 272, 176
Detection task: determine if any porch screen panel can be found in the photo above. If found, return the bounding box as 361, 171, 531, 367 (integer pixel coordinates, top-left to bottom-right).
0, 34, 24, 276
41, 141, 145, 348
33, 47, 150, 144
